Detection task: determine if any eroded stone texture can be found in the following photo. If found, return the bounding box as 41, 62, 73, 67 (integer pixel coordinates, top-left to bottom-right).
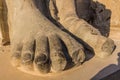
90, 1, 111, 37
49, 0, 115, 58
5, 0, 86, 75
76, 0, 120, 36
96, 0, 120, 26
0, 0, 10, 45
73, 0, 111, 37
0, 0, 116, 75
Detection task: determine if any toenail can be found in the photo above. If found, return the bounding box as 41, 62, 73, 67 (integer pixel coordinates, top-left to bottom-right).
35, 54, 47, 64
102, 39, 115, 52
22, 53, 33, 63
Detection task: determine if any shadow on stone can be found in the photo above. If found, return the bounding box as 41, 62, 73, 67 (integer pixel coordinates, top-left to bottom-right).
34, 0, 95, 61
91, 52, 120, 80
34, 0, 112, 37
76, 0, 112, 37
33, 0, 113, 72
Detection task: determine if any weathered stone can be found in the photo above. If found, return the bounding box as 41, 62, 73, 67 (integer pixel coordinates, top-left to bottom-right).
4, 0, 86, 75
0, 0, 10, 45
0, 0, 116, 75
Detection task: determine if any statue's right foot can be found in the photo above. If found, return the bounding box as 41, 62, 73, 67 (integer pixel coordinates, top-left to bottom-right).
53, 0, 116, 58
63, 20, 115, 58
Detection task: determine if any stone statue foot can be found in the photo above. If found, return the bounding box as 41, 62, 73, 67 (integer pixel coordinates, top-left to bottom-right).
53, 0, 115, 58
11, 30, 85, 74
67, 21, 115, 58
70, 21, 115, 58
8, 1, 85, 74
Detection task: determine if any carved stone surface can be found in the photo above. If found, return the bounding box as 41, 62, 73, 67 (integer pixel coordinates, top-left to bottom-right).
0, 0, 10, 45
0, 0, 117, 76
96, 0, 120, 26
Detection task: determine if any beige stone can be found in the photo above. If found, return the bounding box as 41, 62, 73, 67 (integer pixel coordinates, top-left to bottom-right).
0, 0, 10, 45
0, 0, 118, 77
96, 0, 120, 26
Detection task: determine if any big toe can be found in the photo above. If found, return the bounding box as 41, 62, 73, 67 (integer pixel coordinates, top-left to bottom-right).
96, 37, 115, 58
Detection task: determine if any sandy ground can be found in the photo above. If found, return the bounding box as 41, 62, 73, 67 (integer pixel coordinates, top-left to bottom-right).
0, 27, 120, 80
